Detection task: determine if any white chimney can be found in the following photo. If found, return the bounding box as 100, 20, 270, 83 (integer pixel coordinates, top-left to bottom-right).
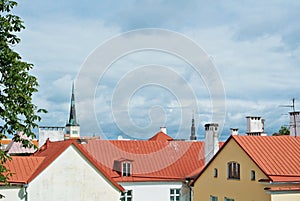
230, 128, 239, 135
246, 116, 265, 136
160, 126, 167, 134
290, 111, 300, 137
204, 123, 219, 165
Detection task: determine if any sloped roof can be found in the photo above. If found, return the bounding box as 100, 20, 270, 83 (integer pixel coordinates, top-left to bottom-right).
2, 139, 123, 191
5, 141, 37, 155
148, 132, 173, 141
233, 135, 300, 182
3, 156, 45, 184
81, 139, 204, 182
192, 135, 300, 185
32, 139, 124, 191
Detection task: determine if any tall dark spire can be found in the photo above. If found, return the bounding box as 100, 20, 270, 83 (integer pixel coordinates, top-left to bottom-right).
66, 83, 79, 126
190, 111, 196, 140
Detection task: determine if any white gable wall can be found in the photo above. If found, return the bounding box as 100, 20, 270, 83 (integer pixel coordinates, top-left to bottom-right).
119, 182, 184, 201
28, 145, 121, 201
1, 186, 24, 201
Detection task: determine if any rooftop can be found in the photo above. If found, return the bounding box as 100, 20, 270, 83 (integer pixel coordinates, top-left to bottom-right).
233, 135, 300, 182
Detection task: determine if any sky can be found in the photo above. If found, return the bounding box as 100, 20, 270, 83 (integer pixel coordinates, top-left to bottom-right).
12, 0, 300, 140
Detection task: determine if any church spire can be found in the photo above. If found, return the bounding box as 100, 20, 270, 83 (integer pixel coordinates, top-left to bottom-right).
190, 111, 197, 140
67, 83, 79, 126
65, 83, 80, 139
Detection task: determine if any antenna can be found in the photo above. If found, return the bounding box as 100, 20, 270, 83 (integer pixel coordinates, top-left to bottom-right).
279, 98, 297, 136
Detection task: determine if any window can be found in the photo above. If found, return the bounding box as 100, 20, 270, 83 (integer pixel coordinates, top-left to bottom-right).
251, 170, 255, 181
214, 168, 218, 178
170, 188, 180, 201
120, 190, 132, 201
227, 162, 240, 179
210, 195, 218, 201
122, 162, 131, 176
224, 197, 234, 201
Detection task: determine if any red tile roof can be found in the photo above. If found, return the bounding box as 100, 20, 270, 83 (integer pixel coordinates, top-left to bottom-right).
233, 135, 300, 182
265, 186, 300, 192
3, 156, 45, 184
3, 139, 124, 191
32, 139, 124, 191
80, 139, 204, 182
148, 132, 173, 141
192, 135, 300, 185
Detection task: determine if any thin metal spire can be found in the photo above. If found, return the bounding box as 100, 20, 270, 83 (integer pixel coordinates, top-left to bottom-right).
67, 82, 79, 126
190, 111, 196, 140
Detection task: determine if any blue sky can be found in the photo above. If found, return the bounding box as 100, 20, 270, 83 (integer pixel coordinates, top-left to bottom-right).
13, 0, 300, 140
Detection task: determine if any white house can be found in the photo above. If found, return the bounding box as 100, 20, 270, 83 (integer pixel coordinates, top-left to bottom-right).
80, 130, 207, 201
1, 140, 124, 201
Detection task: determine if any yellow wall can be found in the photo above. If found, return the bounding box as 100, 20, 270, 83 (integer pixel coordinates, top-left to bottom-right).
193, 138, 270, 201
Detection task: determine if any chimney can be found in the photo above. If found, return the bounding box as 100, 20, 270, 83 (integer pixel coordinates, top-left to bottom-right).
230, 128, 239, 135
204, 123, 219, 165
289, 111, 300, 137
160, 126, 167, 134
246, 116, 265, 136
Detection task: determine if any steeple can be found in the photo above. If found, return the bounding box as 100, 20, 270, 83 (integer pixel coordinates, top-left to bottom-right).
67, 83, 79, 126
190, 112, 197, 140
65, 83, 80, 139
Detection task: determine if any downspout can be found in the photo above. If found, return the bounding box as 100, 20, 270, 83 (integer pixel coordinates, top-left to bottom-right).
23, 184, 28, 201
190, 186, 193, 201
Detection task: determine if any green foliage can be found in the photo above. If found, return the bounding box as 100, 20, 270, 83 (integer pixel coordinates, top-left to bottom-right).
272, 126, 290, 136
0, 0, 46, 194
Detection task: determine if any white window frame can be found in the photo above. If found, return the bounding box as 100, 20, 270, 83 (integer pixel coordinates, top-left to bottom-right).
170, 188, 181, 201
120, 190, 132, 201
122, 162, 131, 176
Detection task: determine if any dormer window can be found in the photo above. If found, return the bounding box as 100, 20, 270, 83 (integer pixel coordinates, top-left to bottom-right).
113, 158, 133, 177
122, 161, 131, 176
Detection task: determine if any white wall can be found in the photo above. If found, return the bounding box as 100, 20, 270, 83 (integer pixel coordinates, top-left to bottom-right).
38, 128, 64, 148
28, 145, 121, 201
271, 193, 300, 201
119, 182, 183, 201
1, 186, 25, 201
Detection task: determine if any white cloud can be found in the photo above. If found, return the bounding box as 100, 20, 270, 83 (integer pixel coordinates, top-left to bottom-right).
12, 0, 300, 139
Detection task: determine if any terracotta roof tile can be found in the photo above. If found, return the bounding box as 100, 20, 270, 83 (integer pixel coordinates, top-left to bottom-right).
148, 132, 173, 141
33, 139, 124, 191
233, 135, 300, 182
81, 140, 204, 182
4, 156, 45, 184
266, 186, 300, 192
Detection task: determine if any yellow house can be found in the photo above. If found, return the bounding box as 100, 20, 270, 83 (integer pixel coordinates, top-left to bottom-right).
192, 135, 300, 201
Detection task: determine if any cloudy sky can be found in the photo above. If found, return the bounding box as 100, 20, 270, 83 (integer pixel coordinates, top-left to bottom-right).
13, 0, 300, 140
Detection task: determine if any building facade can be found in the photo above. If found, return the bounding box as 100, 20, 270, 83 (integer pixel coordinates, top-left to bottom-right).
192, 135, 300, 201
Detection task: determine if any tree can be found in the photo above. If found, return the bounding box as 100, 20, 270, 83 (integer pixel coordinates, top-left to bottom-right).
0, 0, 46, 195
272, 126, 290, 136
